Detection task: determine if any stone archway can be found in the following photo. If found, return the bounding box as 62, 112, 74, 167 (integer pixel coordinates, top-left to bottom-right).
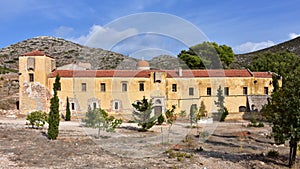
152, 98, 164, 116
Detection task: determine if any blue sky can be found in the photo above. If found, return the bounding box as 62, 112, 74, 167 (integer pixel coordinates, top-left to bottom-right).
1, 0, 300, 57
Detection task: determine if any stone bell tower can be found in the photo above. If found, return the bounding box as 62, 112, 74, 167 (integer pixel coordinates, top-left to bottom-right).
19, 50, 56, 114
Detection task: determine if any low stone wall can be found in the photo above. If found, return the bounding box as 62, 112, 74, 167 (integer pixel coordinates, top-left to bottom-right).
0, 109, 19, 118
225, 111, 264, 121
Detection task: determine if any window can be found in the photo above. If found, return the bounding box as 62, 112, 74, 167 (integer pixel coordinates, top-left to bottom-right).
207, 87, 211, 96
122, 82, 127, 92
224, 87, 229, 96
172, 84, 177, 92
29, 73, 34, 82
100, 83, 106, 92
189, 87, 194, 96
139, 82, 144, 91
264, 87, 268, 95
82, 83, 86, 92
93, 102, 97, 109
243, 87, 248, 95
112, 100, 120, 111
114, 102, 119, 110
71, 103, 75, 110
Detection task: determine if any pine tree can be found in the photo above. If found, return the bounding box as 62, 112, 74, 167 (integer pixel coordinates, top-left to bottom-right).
65, 97, 71, 121
48, 74, 61, 140
215, 85, 228, 122
132, 96, 157, 131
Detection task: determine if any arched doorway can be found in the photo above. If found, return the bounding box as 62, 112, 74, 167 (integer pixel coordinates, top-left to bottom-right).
153, 98, 163, 116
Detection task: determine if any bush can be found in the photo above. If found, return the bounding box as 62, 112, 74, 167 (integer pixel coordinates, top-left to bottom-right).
248, 120, 264, 128
267, 150, 279, 158
220, 107, 229, 122
26, 111, 48, 129
157, 114, 165, 125
257, 122, 264, 127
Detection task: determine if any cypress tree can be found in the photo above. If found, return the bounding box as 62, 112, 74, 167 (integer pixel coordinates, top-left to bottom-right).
65, 97, 71, 121
48, 74, 61, 140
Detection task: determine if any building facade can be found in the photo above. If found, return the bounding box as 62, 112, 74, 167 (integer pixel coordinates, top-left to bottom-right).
19, 51, 278, 120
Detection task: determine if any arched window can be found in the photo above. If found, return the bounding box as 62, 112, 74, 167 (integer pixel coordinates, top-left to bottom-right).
239, 106, 247, 112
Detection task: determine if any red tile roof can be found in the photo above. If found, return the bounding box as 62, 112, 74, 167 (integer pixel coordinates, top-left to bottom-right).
51, 69, 271, 78
253, 72, 273, 78
51, 70, 152, 78
21, 50, 48, 57
166, 69, 252, 78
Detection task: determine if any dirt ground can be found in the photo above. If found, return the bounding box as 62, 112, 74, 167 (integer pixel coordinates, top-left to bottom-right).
0, 116, 299, 169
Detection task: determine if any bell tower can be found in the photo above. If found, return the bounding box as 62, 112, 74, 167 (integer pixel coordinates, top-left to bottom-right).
19, 50, 56, 114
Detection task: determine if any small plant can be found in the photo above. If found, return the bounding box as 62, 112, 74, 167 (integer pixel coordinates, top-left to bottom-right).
199, 131, 210, 139
26, 110, 48, 129
165, 149, 194, 161
179, 110, 186, 118
183, 135, 191, 143
195, 146, 204, 152
257, 122, 264, 127
157, 114, 165, 125
267, 150, 279, 158
250, 117, 257, 125
248, 117, 264, 127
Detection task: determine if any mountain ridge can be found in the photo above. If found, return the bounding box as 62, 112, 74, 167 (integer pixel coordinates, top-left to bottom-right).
1, 36, 300, 72
232, 36, 300, 68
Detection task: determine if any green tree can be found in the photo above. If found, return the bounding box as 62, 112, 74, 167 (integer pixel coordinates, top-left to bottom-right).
48, 74, 61, 140
83, 107, 122, 138
178, 42, 234, 69
132, 96, 157, 131
26, 110, 48, 129
248, 52, 297, 77
65, 97, 71, 121
198, 101, 207, 120
189, 104, 198, 126
253, 52, 300, 166
165, 105, 177, 142
214, 86, 228, 122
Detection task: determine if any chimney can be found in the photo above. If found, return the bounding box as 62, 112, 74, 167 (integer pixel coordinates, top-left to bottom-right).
178, 67, 182, 77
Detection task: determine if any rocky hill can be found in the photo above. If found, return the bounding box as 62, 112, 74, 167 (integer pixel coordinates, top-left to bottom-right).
148, 55, 184, 70
0, 36, 137, 71
2, 36, 300, 72
232, 36, 300, 68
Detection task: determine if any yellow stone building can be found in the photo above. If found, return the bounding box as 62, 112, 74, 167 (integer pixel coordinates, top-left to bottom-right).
19, 51, 278, 120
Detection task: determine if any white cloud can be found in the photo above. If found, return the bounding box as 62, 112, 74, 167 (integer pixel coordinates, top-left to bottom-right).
234, 40, 275, 54
70, 25, 138, 50
289, 33, 300, 39
54, 26, 74, 37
